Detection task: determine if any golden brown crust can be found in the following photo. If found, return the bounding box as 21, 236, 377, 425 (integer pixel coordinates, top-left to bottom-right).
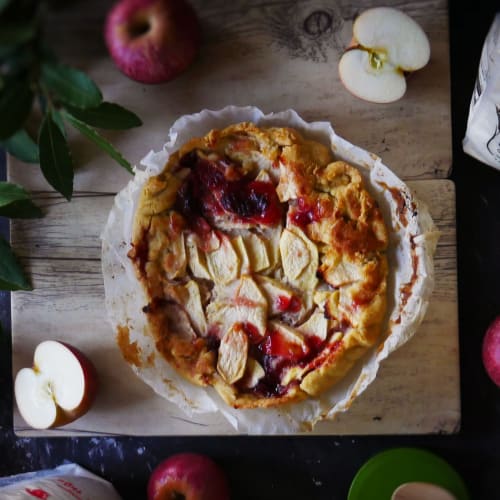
116, 325, 142, 368
127, 122, 389, 409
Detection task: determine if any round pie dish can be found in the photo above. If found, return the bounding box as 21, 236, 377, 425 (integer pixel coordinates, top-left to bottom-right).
101, 106, 439, 433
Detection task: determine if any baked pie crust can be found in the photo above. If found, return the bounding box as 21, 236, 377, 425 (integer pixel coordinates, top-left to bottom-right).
127, 122, 389, 409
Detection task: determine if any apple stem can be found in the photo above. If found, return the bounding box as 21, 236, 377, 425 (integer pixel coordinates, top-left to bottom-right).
128, 19, 151, 39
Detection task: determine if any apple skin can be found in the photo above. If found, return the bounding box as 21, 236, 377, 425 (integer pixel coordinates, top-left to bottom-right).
14, 340, 99, 430
55, 341, 99, 426
482, 316, 500, 387
147, 452, 231, 500
104, 0, 201, 84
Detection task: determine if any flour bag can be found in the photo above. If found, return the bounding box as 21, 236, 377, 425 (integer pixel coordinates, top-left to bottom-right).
463, 12, 500, 169
0, 463, 122, 500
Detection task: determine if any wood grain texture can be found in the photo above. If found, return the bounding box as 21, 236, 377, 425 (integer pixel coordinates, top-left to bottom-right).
10, 180, 460, 436
8, 0, 451, 193
8, 0, 456, 436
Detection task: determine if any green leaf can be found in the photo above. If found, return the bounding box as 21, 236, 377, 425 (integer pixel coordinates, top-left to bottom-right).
51, 108, 66, 137
1, 129, 39, 163
39, 111, 74, 200
0, 45, 15, 59
62, 110, 133, 174
0, 236, 31, 291
0, 79, 33, 140
41, 61, 102, 109
0, 181, 42, 218
0, 199, 43, 218
0, 19, 37, 47
64, 102, 142, 130
0, 0, 13, 15
0, 44, 37, 79
0, 181, 30, 206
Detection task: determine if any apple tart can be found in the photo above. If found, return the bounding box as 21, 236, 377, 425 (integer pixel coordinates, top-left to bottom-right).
127, 122, 389, 409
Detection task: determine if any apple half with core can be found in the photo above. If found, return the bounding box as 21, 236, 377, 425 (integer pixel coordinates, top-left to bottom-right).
338, 7, 430, 103
104, 0, 201, 84
14, 340, 99, 430
147, 452, 231, 500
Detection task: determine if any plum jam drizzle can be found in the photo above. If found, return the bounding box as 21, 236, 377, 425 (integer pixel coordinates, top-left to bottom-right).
174, 149, 283, 227
276, 294, 301, 313
239, 322, 334, 398
289, 196, 324, 229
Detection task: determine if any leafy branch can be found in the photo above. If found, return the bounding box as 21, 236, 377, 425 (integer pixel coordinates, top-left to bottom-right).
0, 181, 41, 291
0, 0, 142, 291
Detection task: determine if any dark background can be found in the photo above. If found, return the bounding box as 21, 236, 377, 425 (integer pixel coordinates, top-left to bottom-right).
1, 2, 499, 499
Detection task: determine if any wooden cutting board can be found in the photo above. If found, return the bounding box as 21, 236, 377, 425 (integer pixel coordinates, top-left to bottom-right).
8, 0, 459, 435
9, 180, 459, 436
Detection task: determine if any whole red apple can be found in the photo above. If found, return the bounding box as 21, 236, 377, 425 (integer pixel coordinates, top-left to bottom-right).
104, 0, 201, 84
147, 452, 230, 500
482, 315, 500, 387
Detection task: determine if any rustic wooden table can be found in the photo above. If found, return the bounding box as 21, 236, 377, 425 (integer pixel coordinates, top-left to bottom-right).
1, 1, 499, 499
10, 0, 459, 437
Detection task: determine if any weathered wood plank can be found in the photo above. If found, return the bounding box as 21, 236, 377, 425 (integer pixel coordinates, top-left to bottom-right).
11, 193, 113, 261
7, 0, 451, 193
10, 179, 459, 435
9, 180, 457, 296
11, 263, 459, 436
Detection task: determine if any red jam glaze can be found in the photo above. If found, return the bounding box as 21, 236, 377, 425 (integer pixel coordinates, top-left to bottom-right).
241, 322, 262, 344
191, 216, 212, 237
238, 181, 283, 225
174, 150, 283, 226
205, 334, 221, 352
275, 295, 302, 313
305, 339, 342, 371
242, 328, 329, 398
289, 196, 324, 229
250, 358, 291, 397
206, 324, 222, 340
272, 155, 283, 169
261, 329, 310, 359
304, 334, 324, 352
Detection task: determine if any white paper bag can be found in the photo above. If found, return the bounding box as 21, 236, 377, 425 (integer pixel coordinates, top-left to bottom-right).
0, 463, 122, 500
463, 13, 500, 169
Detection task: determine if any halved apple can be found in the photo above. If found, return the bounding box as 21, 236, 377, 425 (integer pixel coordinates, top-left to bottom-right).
338, 7, 430, 103
14, 340, 98, 430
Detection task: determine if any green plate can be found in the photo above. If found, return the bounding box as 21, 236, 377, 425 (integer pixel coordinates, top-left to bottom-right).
348, 447, 469, 500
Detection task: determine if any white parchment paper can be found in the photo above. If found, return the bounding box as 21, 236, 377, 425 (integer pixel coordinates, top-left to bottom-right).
101, 106, 439, 433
